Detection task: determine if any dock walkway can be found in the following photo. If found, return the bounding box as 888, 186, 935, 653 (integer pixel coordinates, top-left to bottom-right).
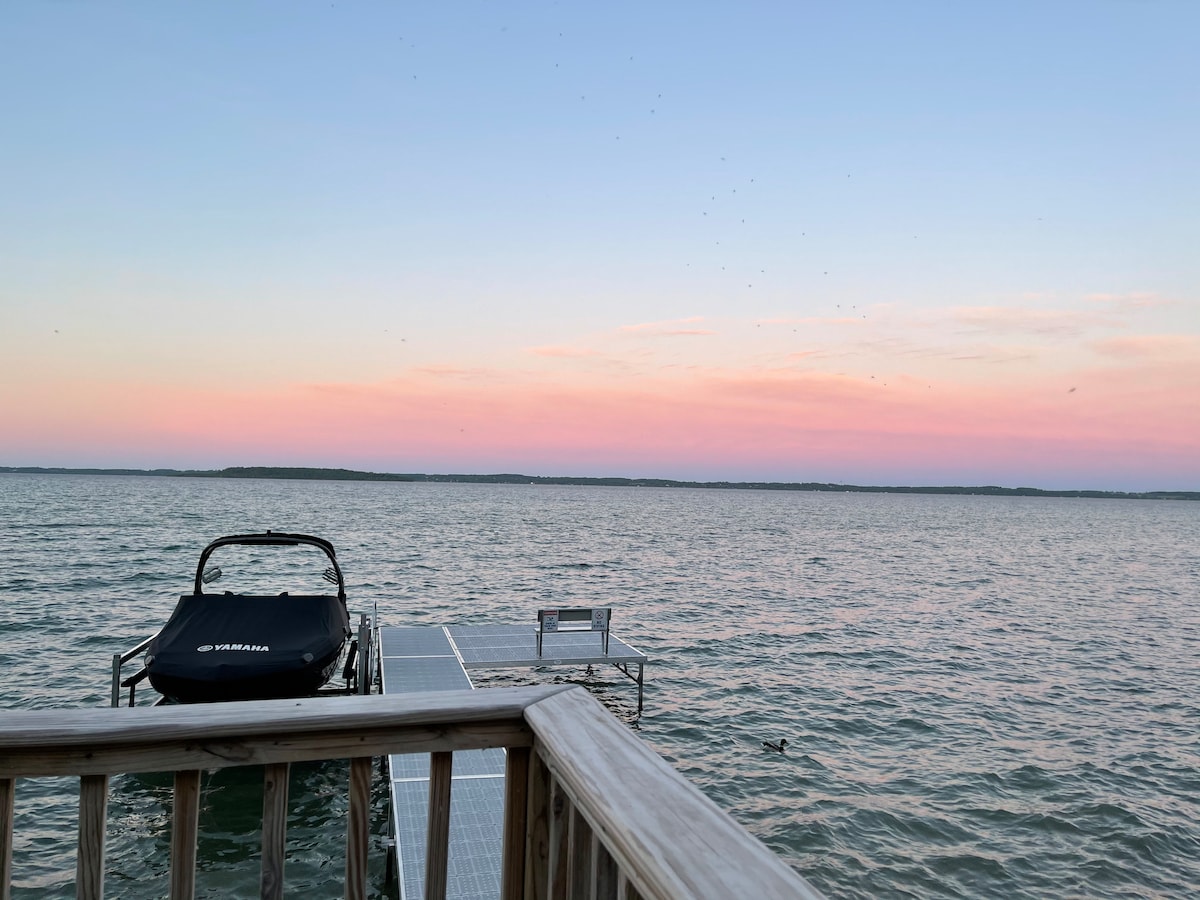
378, 623, 646, 899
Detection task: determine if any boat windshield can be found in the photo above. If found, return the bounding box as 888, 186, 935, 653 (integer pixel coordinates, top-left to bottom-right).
198, 543, 342, 597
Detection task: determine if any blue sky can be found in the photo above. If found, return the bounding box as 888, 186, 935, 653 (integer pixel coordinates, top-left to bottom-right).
2, 2, 1197, 488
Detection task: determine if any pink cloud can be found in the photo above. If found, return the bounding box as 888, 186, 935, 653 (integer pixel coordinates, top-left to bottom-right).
1085, 292, 1171, 310
408, 365, 493, 381
525, 345, 599, 358
1091, 334, 1199, 359
756, 316, 864, 326
951, 306, 1114, 336
619, 317, 716, 337
947, 345, 1038, 364
784, 350, 827, 362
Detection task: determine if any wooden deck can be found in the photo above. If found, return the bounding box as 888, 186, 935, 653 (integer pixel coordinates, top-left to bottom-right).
0, 687, 824, 900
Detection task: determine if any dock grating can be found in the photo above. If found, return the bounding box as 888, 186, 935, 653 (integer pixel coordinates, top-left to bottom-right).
378, 622, 647, 899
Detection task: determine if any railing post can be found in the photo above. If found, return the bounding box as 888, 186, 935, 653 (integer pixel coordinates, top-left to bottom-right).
548, 776, 570, 900
1, 778, 14, 900
424, 751, 453, 900
501, 746, 530, 900
592, 834, 618, 900
170, 770, 201, 900
76, 774, 108, 900
345, 756, 372, 900
617, 871, 646, 900
525, 749, 551, 900
567, 805, 593, 900
260, 762, 290, 900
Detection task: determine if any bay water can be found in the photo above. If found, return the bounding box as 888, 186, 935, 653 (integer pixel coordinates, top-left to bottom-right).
1, 473, 1197, 898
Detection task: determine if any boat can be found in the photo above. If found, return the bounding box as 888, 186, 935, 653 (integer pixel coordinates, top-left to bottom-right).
114, 532, 369, 704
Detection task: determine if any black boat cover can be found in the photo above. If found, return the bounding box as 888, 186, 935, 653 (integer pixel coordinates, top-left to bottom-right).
146, 593, 350, 702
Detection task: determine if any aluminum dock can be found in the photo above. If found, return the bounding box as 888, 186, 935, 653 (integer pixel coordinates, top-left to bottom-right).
378, 618, 646, 899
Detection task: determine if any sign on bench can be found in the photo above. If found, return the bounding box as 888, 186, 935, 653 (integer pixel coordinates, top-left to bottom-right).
537, 607, 611, 657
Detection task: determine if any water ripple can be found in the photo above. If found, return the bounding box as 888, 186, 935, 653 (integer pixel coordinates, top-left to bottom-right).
1, 475, 1198, 898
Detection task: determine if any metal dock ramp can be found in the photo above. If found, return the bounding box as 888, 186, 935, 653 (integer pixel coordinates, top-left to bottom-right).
378, 622, 647, 899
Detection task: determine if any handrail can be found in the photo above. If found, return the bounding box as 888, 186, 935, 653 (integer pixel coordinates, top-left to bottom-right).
0, 686, 824, 900
525, 688, 825, 900
0, 688, 550, 778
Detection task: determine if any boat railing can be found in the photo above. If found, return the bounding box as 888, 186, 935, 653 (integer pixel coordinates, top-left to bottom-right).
0, 685, 824, 900
110, 633, 158, 708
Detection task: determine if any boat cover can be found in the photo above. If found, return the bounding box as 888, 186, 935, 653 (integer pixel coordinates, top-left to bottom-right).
146, 593, 350, 702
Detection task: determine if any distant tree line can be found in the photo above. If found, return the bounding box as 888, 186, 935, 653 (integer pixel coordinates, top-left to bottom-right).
3, 466, 1195, 500
0, 465, 415, 482
400, 473, 1197, 500
216, 467, 416, 481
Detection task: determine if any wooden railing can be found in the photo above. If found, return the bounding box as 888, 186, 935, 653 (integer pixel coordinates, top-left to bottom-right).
0, 685, 824, 900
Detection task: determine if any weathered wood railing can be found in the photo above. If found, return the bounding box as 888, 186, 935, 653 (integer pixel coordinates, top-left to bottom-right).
0, 685, 823, 900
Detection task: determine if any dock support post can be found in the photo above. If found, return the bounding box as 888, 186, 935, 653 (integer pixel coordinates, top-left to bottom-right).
637, 662, 644, 714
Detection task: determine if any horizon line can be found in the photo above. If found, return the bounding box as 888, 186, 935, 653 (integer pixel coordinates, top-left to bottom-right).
1, 465, 1195, 500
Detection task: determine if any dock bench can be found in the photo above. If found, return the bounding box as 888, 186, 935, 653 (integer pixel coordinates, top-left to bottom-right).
536, 606, 611, 657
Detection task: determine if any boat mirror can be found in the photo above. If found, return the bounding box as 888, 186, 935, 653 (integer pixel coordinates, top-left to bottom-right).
201, 565, 223, 584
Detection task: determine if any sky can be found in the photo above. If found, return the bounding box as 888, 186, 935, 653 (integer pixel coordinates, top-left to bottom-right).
2, 2, 1197, 490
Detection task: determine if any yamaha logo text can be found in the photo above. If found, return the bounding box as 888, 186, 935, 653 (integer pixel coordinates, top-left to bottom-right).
196, 643, 270, 652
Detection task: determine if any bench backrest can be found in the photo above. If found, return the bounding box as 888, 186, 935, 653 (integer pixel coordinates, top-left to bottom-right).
538, 607, 610, 633
536, 607, 611, 656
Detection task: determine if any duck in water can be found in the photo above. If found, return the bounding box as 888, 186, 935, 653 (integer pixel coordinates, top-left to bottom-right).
762, 739, 788, 752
